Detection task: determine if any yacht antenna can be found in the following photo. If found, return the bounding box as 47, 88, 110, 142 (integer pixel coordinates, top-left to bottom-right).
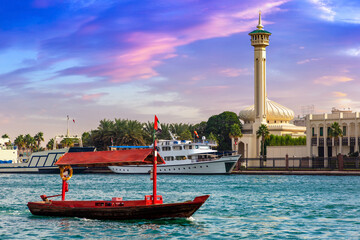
169, 130, 176, 140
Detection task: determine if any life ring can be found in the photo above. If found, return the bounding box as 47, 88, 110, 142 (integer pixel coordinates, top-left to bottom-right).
60, 165, 73, 181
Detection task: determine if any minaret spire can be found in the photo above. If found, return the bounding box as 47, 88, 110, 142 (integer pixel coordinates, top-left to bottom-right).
257, 10, 263, 30
249, 12, 271, 126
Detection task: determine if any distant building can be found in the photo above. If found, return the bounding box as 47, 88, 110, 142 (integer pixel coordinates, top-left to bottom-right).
0, 138, 10, 146
306, 108, 360, 157
292, 116, 306, 127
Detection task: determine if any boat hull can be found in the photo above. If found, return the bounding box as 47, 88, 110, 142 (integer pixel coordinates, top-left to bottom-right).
108, 155, 239, 174
27, 195, 209, 220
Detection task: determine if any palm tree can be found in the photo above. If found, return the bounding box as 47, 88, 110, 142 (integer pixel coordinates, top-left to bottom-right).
14, 135, 25, 152
34, 132, 44, 149
256, 124, 270, 160
91, 119, 115, 150
60, 138, 78, 148
170, 123, 193, 138
229, 123, 243, 152
157, 123, 171, 140
81, 132, 92, 147
46, 138, 55, 150
143, 121, 155, 144
329, 122, 343, 156
116, 119, 146, 146
24, 134, 35, 153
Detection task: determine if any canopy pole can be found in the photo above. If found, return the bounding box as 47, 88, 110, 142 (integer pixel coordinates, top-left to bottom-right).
62, 180, 66, 201
153, 140, 157, 204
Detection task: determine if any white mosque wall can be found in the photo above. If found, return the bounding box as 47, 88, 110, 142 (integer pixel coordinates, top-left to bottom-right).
267, 146, 307, 158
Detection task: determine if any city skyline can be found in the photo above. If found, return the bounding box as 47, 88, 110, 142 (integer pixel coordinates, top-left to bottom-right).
0, 0, 359, 143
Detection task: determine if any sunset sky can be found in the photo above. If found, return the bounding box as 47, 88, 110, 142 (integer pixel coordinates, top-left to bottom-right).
1, 0, 359, 143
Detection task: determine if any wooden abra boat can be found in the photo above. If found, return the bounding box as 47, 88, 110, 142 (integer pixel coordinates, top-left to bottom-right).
27, 142, 209, 220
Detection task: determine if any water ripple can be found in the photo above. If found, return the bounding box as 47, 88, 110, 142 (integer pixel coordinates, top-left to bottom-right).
0, 174, 359, 239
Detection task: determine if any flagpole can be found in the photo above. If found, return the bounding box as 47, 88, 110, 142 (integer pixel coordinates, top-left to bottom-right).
67, 115, 69, 137
153, 115, 157, 204
153, 138, 157, 204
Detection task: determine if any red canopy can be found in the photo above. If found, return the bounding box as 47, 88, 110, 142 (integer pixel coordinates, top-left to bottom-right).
55, 149, 165, 167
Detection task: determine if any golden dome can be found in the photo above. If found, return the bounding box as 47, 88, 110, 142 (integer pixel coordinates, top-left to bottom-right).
239, 98, 294, 122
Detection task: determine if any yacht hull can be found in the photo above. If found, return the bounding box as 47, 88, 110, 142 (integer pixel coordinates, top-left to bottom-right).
109, 155, 239, 174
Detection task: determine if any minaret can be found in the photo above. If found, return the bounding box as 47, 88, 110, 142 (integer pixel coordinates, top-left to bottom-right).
249, 11, 271, 127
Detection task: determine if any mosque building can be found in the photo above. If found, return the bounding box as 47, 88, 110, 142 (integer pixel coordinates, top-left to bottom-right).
234, 12, 306, 158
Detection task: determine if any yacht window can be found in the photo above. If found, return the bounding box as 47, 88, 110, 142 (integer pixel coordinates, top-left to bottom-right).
162, 146, 171, 151
189, 146, 192, 149
195, 145, 199, 149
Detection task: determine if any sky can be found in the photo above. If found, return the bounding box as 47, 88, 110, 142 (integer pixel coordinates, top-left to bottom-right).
0, 0, 360, 144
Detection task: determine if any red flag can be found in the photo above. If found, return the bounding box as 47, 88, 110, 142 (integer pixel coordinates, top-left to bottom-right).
154, 115, 162, 132
73, 119, 75, 123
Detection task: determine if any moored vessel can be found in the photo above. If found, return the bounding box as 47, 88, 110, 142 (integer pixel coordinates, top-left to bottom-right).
109, 139, 240, 174
27, 129, 210, 220
0, 147, 95, 173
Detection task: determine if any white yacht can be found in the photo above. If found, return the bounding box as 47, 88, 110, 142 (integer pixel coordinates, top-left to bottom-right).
108, 139, 240, 174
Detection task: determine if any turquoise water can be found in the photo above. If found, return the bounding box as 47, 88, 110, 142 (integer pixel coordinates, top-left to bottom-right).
0, 174, 359, 239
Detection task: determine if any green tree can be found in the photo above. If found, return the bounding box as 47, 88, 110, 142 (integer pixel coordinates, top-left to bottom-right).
14, 135, 25, 152
34, 132, 44, 149
205, 111, 242, 151
193, 121, 207, 138
256, 124, 270, 159
143, 121, 155, 144
60, 138, 79, 148
229, 124, 243, 138
207, 132, 218, 145
46, 138, 55, 150
329, 122, 343, 156
81, 132, 92, 147
157, 123, 171, 140
24, 134, 35, 152
1, 134, 11, 146
179, 129, 192, 140
1, 134, 9, 139
116, 119, 146, 146
90, 119, 115, 150
170, 123, 194, 140
229, 123, 243, 150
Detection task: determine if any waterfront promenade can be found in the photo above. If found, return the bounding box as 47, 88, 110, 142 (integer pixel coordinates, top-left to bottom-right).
233, 170, 360, 176
233, 154, 360, 175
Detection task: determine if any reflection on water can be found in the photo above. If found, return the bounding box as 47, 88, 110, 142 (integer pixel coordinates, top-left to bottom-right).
0, 174, 360, 239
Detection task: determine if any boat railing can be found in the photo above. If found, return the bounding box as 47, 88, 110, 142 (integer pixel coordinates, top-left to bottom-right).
192, 151, 237, 162
157, 140, 217, 146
